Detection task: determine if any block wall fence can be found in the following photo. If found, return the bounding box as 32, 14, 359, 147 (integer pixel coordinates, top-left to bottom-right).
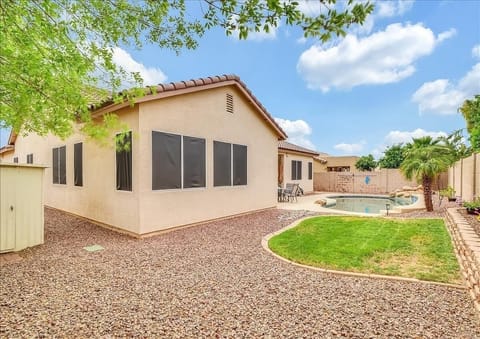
314, 168, 448, 194
448, 153, 479, 202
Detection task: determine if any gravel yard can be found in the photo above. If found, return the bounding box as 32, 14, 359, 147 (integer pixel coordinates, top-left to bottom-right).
1, 207, 479, 338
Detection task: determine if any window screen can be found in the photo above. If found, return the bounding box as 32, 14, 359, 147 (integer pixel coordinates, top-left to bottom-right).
26, 154, 33, 164
52, 146, 66, 184
152, 131, 181, 190
74, 143, 83, 187
308, 162, 313, 180
291, 160, 302, 180
116, 132, 132, 191
59, 146, 66, 184
183, 136, 206, 188
233, 144, 247, 185
53, 148, 59, 183
214, 141, 231, 187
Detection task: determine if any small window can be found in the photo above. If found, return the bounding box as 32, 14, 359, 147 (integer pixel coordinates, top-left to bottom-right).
152, 131, 181, 190
226, 93, 234, 114
26, 153, 33, 164
233, 144, 247, 186
291, 160, 302, 180
74, 143, 83, 187
116, 132, 132, 191
308, 162, 313, 180
214, 141, 232, 187
52, 146, 66, 184
13, 157, 18, 163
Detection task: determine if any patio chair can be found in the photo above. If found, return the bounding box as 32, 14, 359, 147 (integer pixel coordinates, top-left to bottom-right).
284, 183, 299, 202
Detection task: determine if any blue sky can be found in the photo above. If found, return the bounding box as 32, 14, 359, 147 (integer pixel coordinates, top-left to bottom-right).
1, 0, 479, 157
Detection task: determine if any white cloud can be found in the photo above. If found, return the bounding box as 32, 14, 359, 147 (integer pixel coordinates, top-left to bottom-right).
334, 141, 366, 154
412, 63, 480, 115
473, 44, 480, 59
377, 0, 415, 18
296, 0, 322, 16
112, 47, 167, 86
436, 28, 456, 43
384, 128, 447, 145
275, 118, 316, 150
246, 27, 278, 41
297, 23, 451, 92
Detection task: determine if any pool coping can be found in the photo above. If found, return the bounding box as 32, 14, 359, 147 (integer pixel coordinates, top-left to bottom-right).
262, 215, 465, 290
318, 192, 425, 216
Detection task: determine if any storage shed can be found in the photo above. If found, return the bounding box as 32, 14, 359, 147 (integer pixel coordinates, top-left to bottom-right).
0, 163, 46, 252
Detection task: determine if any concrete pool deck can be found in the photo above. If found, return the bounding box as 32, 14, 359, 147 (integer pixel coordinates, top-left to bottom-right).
277, 192, 426, 216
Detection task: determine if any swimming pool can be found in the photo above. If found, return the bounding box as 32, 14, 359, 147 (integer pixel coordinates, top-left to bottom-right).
325, 195, 417, 214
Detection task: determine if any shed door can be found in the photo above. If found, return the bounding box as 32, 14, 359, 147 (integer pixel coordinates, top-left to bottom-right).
0, 167, 16, 252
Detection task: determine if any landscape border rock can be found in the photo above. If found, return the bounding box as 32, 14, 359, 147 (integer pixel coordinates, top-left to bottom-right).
445, 208, 480, 316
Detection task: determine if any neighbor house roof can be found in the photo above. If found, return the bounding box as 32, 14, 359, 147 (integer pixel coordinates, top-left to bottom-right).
278, 141, 320, 157
0, 145, 14, 154
91, 74, 287, 140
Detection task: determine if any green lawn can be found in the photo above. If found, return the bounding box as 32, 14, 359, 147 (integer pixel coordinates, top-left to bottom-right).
269, 216, 461, 284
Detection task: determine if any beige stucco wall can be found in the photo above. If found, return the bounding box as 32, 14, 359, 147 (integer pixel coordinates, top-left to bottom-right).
0, 151, 14, 162
4, 85, 279, 235
4, 106, 141, 234
278, 152, 314, 193
138, 86, 278, 234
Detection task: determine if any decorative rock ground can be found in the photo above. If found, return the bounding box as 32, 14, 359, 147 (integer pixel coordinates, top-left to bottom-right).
0, 207, 479, 337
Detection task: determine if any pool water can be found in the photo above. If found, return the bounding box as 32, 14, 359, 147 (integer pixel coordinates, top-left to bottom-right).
326, 195, 416, 214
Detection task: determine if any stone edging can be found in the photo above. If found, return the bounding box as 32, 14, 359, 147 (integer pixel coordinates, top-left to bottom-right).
262, 215, 465, 290
445, 208, 480, 314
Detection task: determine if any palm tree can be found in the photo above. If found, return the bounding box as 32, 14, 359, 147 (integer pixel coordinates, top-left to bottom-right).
400, 136, 454, 211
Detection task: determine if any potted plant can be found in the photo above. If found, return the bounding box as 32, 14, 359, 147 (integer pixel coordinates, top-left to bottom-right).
439, 186, 456, 202
464, 199, 480, 215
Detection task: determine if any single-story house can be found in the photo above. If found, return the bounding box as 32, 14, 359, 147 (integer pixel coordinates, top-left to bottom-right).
314, 155, 360, 173
277, 141, 319, 194
1, 75, 287, 236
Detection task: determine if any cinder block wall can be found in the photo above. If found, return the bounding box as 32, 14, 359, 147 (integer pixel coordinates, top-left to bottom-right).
448, 153, 479, 202
313, 169, 421, 194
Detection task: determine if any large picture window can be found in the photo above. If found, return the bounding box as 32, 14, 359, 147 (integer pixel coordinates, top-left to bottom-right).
214, 141, 248, 187
214, 141, 231, 187
152, 131, 206, 190
74, 142, 83, 187
233, 144, 247, 186
183, 136, 206, 188
308, 162, 313, 180
116, 132, 132, 191
52, 146, 66, 184
152, 131, 181, 190
291, 160, 302, 180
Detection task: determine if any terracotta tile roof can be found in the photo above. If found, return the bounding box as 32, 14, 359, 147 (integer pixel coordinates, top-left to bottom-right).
278, 141, 320, 156
92, 74, 287, 140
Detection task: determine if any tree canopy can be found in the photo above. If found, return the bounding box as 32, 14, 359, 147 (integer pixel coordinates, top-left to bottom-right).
0, 0, 374, 142
459, 95, 480, 151
377, 144, 405, 169
355, 154, 376, 171
400, 136, 454, 212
